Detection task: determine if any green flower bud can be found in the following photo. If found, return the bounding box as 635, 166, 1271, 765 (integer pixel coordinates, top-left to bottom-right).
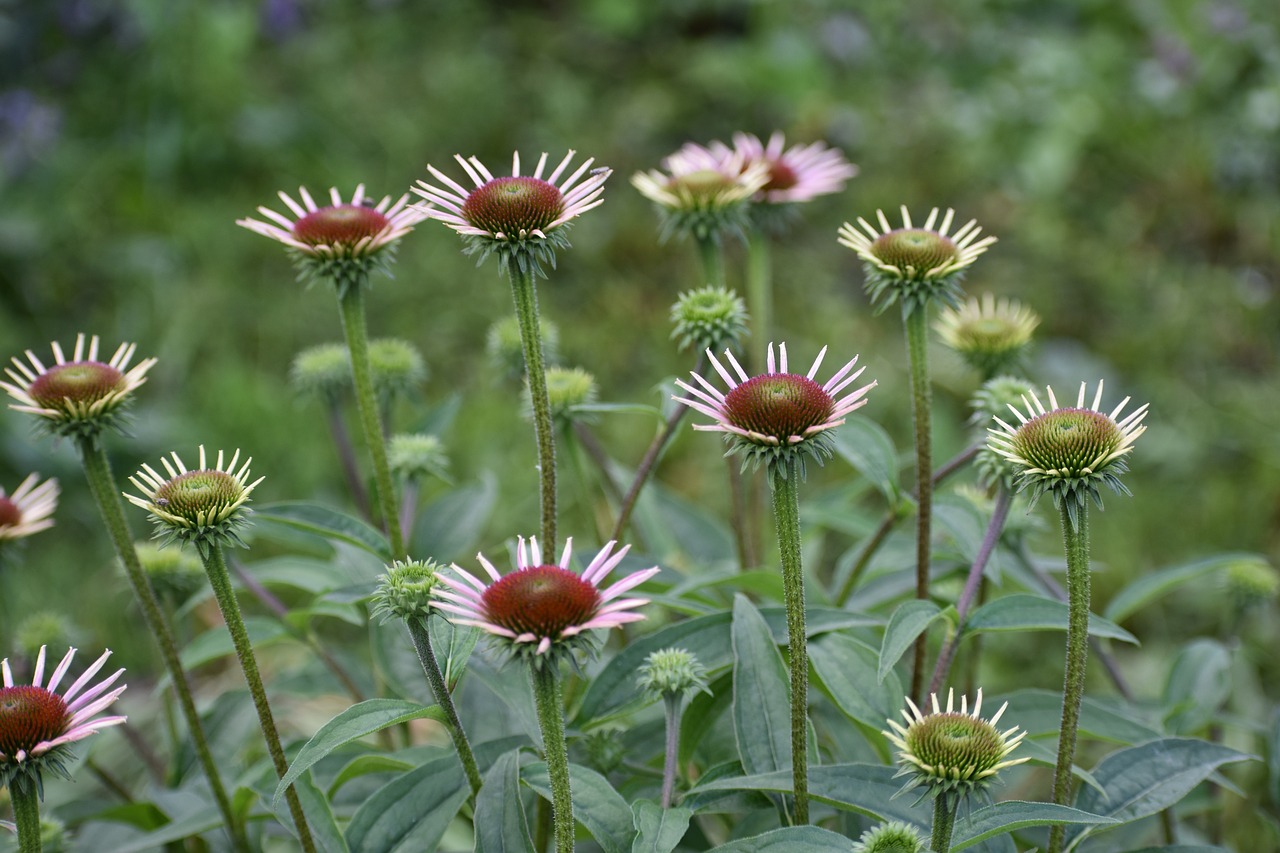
525, 367, 597, 426
371, 559, 442, 623
290, 343, 350, 403
131, 540, 206, 604
388, 433, 451, 484
670, 286, 749, 354
486, 315, 561, 382
581, 726, 627, 775
1223, 557, 1279, 610
637, 647, 709, 702
851, 821, 928, 853
369, 338, 427, 402
13, 613, 79, 663
935, 294, 1039, 378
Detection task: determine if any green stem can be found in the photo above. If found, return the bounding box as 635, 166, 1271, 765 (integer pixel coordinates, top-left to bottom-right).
1048, 501, 1091, 853
746, 234, 772, 353
694, 235, 725, 289
531, 664, 574, 852
510, 266, 558, 553
338, 284, 405, 559
904, 305, 934, 703
11, 780, 41, 853
202, 544, 316, 853
405, 616, 483, 795
769, 459, 810, 824
931, 796, 957, 853
660, 694, 682, 808
75, 437, 246, 851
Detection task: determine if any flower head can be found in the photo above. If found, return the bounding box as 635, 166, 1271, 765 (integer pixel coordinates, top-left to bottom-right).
3, 334, 156, 439
0, 646, 127, 794
369, 338, 427, 403
435, 537, 659, 668
670, 286, 749, 354
884, 688, 1028, 808
0, 474, 58, 542
487, 315, 561, 382
935, 294, 1040, 378
290, 343, 351, 404
371, 559, 442, 624
674, 343, 875, 476
525, 366, 598, 427
851, 821, 928, 853
125, 446, 264, 558
1223, 557, 1279, 610
970, 376, 1038, 489
727, 131, 858, 205
237, 184, 427, 295
838, 206, 997, 315
631, 145, 769, 244
388, 433, 451, 485
412, 150, 611, 279
637, 648, 710, 703
13, 615, 78, 665
987, 381, 1147, 529
130, 541, 206, 605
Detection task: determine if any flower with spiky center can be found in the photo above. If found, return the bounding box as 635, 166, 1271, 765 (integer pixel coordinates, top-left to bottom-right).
435, 537, 659, 667
674, 342, 875, 476
371, 559, 442, 624
487, 315, 561, 382
670, 286, 749, 354
0, 474, 58, 542
637, 648, 710, 702
838, 206, 997, 315
411, 150, 610, 279
237, 184, 427, 296
632, 146, 769, 244
2, 334, 156, 439
290, 343, 351, 403
0, 646, 127, 793
851, 820, 928, 853
727, 131, 858, 205
525, 366, 598, 426
124, 446, 265, 558
884, 688, 1028, 807
369, 338, 427, 402
970, 376, 1038, 489
935, 293, 1040, 378
988, 381, 1147, 530
388, 433, 451, 484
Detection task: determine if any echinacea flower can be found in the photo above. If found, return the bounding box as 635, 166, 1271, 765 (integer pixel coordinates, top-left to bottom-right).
435, 537, 658, 666
2, 334, 156, 439
237, 184, 427, 295
726, 131, 858, 205
371, 559, 442, 624
125, 446, 264, 557
838, 206, 997, 315
987, 381, 1147, 529
631, 146, 769, 243
411, 150, 611, 278
674, 342, 875, 475
0, 474, 58, 542
669, 286, 749, 354
0, 646, 126, 792
935, 293, 1040, 378
851, 821, 928, 853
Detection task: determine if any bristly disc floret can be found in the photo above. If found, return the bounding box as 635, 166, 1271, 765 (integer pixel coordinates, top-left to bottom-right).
850, 820, 928, 853
935, 293, 1040, 378
670, 286, 749, 354
987, 381, 1147, 530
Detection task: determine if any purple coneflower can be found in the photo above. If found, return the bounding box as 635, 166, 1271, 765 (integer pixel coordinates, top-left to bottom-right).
0, 474, 58, 542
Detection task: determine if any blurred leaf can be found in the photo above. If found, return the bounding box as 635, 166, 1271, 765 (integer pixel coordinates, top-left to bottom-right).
1162, 639, 1231, 734
810, 634, 903, 731
345, 755, 469, 853
949, 801, 1117, 850
412, 473, 497, 562
996, 689, 1162, 744
572, 401, 664, 418
1103, 553, 1259, 624
98, 808, 224, 853
522, 762, 635, 853
289, 771, 350, 853
180, 618, 290, 670
706, 826, 855, 851
245, 555, 351, 594
475, 749, 535, 853
630, 800, 691, 853
731, 595, 792, 775
877, 599, 944, 682
634, 483, 735, 567
327, 754, 415, 799
257, 502, 391, 560
966, 594, 1137, 643
831, 414, 900, 502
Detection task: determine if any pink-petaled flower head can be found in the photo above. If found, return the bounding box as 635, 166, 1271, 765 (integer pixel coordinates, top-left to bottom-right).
0, 646, 126, 793
0, 474, 58, 542
728, 131, 857, 205
435, 537, 659, 668
631, 145, 769, 244
673, 342, 876, 476
2, 334, 156, 439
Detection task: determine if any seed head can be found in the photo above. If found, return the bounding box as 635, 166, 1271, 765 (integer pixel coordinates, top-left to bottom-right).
526, 366, 598, 426
290, 343, 351, 403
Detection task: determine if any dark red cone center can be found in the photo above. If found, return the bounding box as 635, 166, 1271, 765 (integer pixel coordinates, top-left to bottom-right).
764, 161, 799, 191
480, 565, 600, 638
292, 205, 391, 247
27, 362, 126, 408
0, 686, 68, 757
871, 228, 959, 273
722, 374, 835, 442
0, 497, 21, 528
461, 177, 565, 237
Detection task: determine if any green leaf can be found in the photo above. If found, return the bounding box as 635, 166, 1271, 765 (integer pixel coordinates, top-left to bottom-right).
1103, 553, 1259, 624
412, 473, 497, 562
1162, 639, 1231, 734
679, 672, 733, 767
949, 801, 1117, 850
429, 615, 481, 691
275, 699, 445, 807
522, 762, 635, 853
731, 595, 792, 775
878, 599, 944, 682
630, 801, 692, 853
573, 401, 664, 418
257, 501, 391, 560
180, 617, 290, 670
966, 594, 1138, 643
475, 749, 534, 853
831, 414, 900, 502
344, 755, 469, 853
996, 689, 1162, 744
1119, 847, 1232, 852
290, 770, 350, 853
707, 826, 856, 851
327, 754, 415, 799
245, 555, 351, 594
94, 808, 224, 853
810, 634, 904, 732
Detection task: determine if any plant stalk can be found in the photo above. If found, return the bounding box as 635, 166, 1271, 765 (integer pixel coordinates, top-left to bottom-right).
661, 694, 682, 808
325, 400, 371, 522
510, 265, 558, 553
904, 304, 934, 703
11, 780, 42, 853
694, 235, 725, 289
405, 616, 483, 795
531, 664, 575, 852
932, 796, 957, 853
746, 234, 772, 358
769, 458, 810, 824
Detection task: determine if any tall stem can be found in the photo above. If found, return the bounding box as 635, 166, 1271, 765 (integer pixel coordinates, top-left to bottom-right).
510, 266, 557, 553
660, 694, 682, 808
1047, 501, 1091, 853
202, 544, 316, 853
769, 459, 810, 824
931, 796, 957, 853
405, 616, 483, 794
325, 401, 371, 522
531, 664, 574, 852
746, 235, 772, 359
12, 780, 42, 853
337, 285, 405, 559
75, 437, 246, 851
904, 305, 934, 703
694, 235, 725, 288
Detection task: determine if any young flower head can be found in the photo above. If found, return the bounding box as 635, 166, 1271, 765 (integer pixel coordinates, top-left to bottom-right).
129, 541, 206, 605
388, 433, 451, 485
3, 334, 156, 439
884, 688, 1028, 808
371, 559, 442, 624
838, 206, 997, 315
236, 184, 427, 295
435, 537, 659, 667
987, 381, 1148, 530
935, 293, 1040, 378
0, 646, 127, 793
487, 315, 561, 382
124, 446, 265, 558
369, 338, 427, 403
637, 647, 710, 703
674, 343, 875, 476
631, 145, 769, 243
851, 820, 928, 853
289, 343, 351, 404
970, 376, 1038, 489
670, 286, 749, 354
525, 366, 598, 427
0, 474, 58, 542
13, 615, 78, 665
1223, 557, 1280, 611
411, 150, 611, 279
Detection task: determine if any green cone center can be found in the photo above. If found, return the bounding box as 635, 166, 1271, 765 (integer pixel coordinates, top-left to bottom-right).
0, 686, 69, 757
292, 204, 390, 247
154, 470, 243, 521
906, 712, 1005, 774
871, 228, 959, 274
722, 374, 835, 441
670, 169, 735, 199
763, 161, 798, 191
27, 362, 126, 408
461, 177, 565, 237
0, 497, 21, 528
1013, 408, 1123, 475
481, 565, 600, 638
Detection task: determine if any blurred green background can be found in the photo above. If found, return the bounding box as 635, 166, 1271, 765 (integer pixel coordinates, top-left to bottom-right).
1, 0, 1278, 661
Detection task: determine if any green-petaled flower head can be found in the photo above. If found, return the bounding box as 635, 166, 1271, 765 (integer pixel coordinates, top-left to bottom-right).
851, 820, 928, 853
130, 540, 206, 604
884, 688, 1028, 808
388, 433, 451, 484
971, 376, 1038, 488
935, 294, 1040, 378
2, 334, 156, 439
631, 146, 769, 244
1223, 557, 1279, 610
14, 614, 78, 663
290, 343, 351, 403
838, 206, 997, 316
369, 338, 427, 402
637, 647, 709, 702
124, 447, 264, 559
486, 315, 561, 382
525, 366, 598, 426
670, 286, 750, 354
371, 559, 441, 624
988, 381, 1148, 530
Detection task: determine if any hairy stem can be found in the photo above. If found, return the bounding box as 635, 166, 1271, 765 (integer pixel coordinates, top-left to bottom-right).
904, 305, 934, 703
510, 266, 558, 553
932, 796, 957, 853
405, 617, 483, 794
695, 234, 725, 289
531, 664, 575, 852
661, 694, 683, 808
769, 459, 810, 824
12, 780, 42, 853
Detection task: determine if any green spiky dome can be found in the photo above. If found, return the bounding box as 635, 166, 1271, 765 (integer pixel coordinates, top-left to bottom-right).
851, 821, 927, 853
871, 229, 959, 278
155, 471, 244, 524
670, 286, 749, 354
1012, 408, 1125, 478
372, 559, 441, 623
462, 177, 565, 237
637, 647, 709, 700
